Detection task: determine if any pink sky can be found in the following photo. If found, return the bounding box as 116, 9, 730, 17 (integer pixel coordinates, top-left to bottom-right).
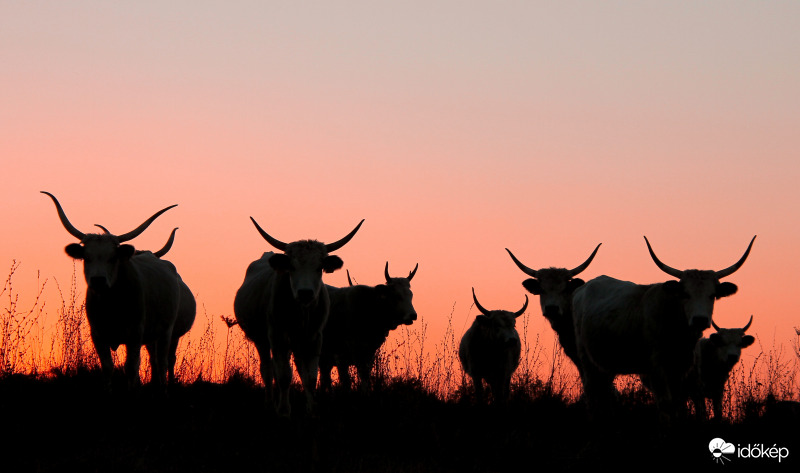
2, 2, 799, 374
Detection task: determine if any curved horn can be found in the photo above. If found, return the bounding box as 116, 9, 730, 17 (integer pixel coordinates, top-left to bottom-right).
116, 204, 177, 242
514, 295, 530, 318
94, 224, 111, 234
408, 263, 419, 281
505, 248, 538, 277
41, 191, 86, 240
325, 219, 365, 253
742, 314, 753, 332
347, 270, 354, 286
249, 217, 288, 251
153, 228, 178, 258
715, 236, 757, 279
385, 262, 392, 283
643, 236, 684, 278
471, 288, 491, 316
569, 243, 602, 277
711, 318, 721, 332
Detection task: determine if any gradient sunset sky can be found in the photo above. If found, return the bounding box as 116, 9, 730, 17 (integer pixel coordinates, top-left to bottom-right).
2, 2, 799, 371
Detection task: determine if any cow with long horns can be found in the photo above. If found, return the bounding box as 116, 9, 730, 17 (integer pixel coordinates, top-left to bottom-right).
688, 315, 755, 421
571, 236, 756, 422
505, 244, 601, 375
42, 192, 182, 390
319, 262, 419, 392
459, 288, 528, 404
233, 218, 364, 417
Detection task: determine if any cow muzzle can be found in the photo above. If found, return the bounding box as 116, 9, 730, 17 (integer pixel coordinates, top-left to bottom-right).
690, 315, 711, 330
89, 276, 110, 292
296, 288, 315, 306
543, 305, 561, 320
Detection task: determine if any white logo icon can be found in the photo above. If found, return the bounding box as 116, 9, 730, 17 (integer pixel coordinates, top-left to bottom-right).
709, 438, 736, 464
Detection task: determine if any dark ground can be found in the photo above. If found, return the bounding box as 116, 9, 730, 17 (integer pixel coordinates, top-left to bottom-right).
0, 371, 797, 473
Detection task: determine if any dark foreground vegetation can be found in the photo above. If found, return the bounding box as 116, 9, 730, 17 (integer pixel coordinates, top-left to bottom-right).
1, 369, 798, 473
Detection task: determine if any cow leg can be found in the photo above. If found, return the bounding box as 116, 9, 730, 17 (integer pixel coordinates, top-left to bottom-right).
356, 362, 372, 392
691, 394, 708, 421
124, 343, 142, 389
271, 347, 293, 418
651, 370, 687, 426
318, 359, 334, 392
295, 338, 322, 415
145, 341, 169, 390
581, 367, 616, 418
149, 334, 172, 390
337, 364, 352, 390
92, 337, 115, 391
486, 374, 510, 405
167, 336, 179, 385
145, 343, 157, 384
254, 342, 274, 406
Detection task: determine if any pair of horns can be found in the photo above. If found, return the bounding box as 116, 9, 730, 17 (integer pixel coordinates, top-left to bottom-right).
250, 217, 364, 253
385, 262, 418, 282
472, 287, 528, 317
42, 191, 177, 243
645, 235, 757, 279
712, 315, 753, 332
346, 262, 419, 286
506, 244, 601, 278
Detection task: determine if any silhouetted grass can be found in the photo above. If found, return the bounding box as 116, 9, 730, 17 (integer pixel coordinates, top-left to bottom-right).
4, 259, 798, 416
1, 261, 48, 375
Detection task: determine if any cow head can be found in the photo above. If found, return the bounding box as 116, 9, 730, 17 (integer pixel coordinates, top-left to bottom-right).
377, 262, 419, 329
506, 244, 600, 324
250, 217, 364, 306
42, 191, 176, 293
708, 315, 755, 367
645, 236, 756, 331
471, 288, 528, 343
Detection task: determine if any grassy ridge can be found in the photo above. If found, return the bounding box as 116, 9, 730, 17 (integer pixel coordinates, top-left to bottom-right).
1, 368, 798, 472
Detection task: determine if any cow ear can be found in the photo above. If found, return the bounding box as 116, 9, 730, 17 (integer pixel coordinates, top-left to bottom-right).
741, 335, 755, 348
65, 243, 84, 260
715, 282, 738, 299
567, 278, 586, 292
521, 278, 541, 295
663, 280, 684, 295
709, 333, 724, 347
269, 253, 291, 272
118, 244, 136, 261
322, 255, 344, 273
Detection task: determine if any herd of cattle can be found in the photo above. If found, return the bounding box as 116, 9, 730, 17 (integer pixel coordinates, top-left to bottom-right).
41, 192, 757, 423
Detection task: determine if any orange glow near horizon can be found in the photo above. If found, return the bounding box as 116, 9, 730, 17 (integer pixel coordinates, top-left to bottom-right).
2, 3, 800, 386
